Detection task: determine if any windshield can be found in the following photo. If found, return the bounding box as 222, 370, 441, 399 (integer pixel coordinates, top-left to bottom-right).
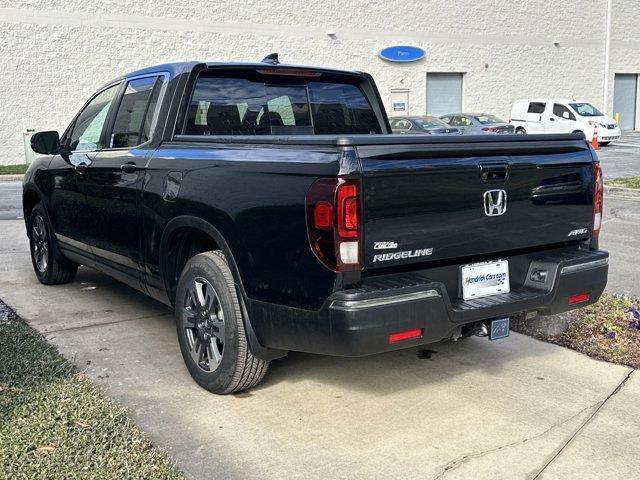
474, 114, 504, 125
569, 103, 603, 117
414, 116, 450, 128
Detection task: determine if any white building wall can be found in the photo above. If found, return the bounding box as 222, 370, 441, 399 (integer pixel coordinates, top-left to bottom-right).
608, 0, 640, 127
0, 0, 638, 164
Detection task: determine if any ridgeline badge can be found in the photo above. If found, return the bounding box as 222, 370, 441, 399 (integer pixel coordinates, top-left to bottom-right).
373, 248, 433, 262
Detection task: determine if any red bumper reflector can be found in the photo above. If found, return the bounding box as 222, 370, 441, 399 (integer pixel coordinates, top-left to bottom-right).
388, 328, 423, 344
568, 292, 590, 305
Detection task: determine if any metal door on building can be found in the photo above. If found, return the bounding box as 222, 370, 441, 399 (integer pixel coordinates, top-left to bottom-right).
426, 73, 463, 116
613, 74, 638, 130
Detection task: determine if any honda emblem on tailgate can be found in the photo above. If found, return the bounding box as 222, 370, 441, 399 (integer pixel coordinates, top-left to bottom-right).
483, 190, 507, 216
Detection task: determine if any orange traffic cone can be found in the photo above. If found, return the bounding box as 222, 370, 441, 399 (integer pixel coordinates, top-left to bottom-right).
591, 124, 599, 150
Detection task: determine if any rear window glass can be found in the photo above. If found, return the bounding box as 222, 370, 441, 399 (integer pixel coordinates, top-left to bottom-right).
184, 70, 382, 135
527, 102, 546, 114
475, 114, 504, 124
414, 116, 449, 128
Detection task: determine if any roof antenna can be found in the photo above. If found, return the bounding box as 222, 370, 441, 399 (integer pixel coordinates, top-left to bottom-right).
261, 53, 279, 65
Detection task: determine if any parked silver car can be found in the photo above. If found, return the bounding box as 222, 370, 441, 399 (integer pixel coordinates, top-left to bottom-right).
439, 113, 515, 134
390, 116, 461, 135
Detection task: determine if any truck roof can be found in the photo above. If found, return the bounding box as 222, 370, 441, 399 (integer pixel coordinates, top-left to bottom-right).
118, 61, 363, 82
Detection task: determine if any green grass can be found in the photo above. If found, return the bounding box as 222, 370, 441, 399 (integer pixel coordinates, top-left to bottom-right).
0, 164, 28, 175
605, 176, 640, 189
0, 302, 184, 480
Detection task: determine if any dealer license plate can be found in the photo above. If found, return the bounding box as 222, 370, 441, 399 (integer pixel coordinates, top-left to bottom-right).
460, 260, 510, 300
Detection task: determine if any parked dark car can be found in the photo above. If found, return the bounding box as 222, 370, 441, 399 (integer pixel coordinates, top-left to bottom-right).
390, 116, 460, 135
24, 58, 607, 394
439, 113, 515, 134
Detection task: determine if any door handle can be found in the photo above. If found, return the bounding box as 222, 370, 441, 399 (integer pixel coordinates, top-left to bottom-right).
550, 118, 555, 121
75, 162, 88, 172
479, 163, 509, 182
120, 162, 141, 173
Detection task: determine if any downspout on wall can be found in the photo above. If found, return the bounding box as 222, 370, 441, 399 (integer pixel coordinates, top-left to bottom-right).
603, 0, 613, 113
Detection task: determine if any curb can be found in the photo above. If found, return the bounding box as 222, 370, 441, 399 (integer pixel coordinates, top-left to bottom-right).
0, 174, 23, 182
604, 185, 640, 199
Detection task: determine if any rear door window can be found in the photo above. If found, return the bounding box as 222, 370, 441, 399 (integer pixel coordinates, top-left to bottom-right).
110, 76, 162, 148
527, 102, 546, 114
183, 70, 382, 135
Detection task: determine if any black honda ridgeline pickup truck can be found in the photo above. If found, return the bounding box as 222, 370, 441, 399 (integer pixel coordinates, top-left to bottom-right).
24, 57, 608, 394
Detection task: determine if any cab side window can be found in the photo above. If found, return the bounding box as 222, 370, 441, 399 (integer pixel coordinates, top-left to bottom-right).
553, 104, 576, 121
111, 76, 162, 148
68, 85, 119, 152
528, 102, 546, 114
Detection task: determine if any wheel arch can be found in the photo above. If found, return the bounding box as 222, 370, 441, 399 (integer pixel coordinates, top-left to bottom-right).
159, 216, 239, 302
158, 215, 287, 362
22, 185, 45, 233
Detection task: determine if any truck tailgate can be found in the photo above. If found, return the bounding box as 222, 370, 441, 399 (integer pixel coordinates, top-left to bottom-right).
358, 135, 595, 270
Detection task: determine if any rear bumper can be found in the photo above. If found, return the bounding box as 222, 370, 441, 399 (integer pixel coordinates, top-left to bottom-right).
252, 248, 608, 357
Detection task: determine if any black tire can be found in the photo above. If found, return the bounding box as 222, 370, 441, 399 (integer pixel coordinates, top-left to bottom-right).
572, 130, 586, 139
175, 251, 268, 394
29, 203, 78, 285
600, 142, 610, 146
516, 127, 526, 134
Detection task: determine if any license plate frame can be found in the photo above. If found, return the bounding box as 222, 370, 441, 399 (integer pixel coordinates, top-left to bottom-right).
460, 260, 510, 300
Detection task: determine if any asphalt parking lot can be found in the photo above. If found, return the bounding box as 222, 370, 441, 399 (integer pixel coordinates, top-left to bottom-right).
1, 194, 639, 478
0, 179, 21, 220
597, 131, 640, 179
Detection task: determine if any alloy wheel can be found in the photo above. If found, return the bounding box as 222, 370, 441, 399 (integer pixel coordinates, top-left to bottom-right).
182, 277, 225, 372
32, 215, 49, 273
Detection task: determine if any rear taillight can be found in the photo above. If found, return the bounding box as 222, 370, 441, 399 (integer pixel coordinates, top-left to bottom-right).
593, 162, 603, 235
306, 178, 362, 271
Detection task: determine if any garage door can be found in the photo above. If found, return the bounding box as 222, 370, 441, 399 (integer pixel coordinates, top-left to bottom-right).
426, 73, 463, 116
613, 74, 637, 130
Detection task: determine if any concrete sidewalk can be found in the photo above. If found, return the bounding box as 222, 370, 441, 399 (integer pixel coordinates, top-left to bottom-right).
0, 219, 638, 480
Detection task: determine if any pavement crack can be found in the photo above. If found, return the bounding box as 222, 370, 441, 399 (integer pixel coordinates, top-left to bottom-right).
430, 402, 601, 480
529, 369, 635, 480
43, 313, 172, 335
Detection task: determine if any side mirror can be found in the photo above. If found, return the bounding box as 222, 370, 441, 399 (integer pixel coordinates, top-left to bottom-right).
31, 131, 60, 155
562, 111, 570, 119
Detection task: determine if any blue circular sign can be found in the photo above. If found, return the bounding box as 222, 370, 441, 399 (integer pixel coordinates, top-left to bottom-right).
378, 46, 426, 63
